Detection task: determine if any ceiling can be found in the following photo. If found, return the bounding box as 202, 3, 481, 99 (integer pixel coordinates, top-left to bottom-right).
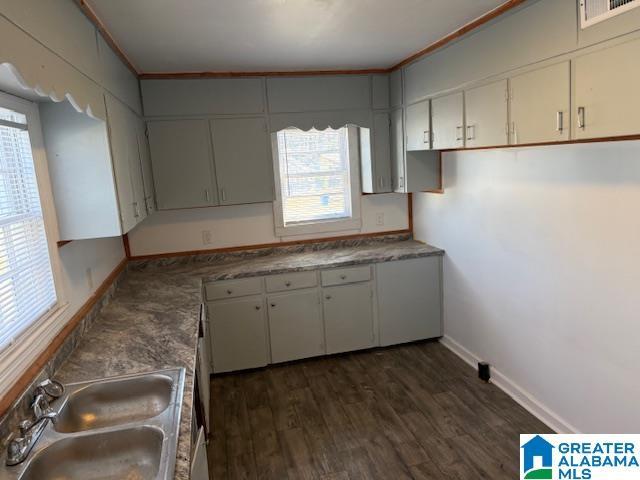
84, 0, 508, 73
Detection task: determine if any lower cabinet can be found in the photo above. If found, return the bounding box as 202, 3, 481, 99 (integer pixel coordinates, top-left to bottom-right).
267, 289, 325, 363
376, 256, 443, 346
323, 282, 375, 354
207, 296, 269, 373
205, 257, 443, 373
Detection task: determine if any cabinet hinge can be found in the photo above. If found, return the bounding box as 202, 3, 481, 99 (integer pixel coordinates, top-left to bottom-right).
505, 88, 510, 102
145, 127, 149, 138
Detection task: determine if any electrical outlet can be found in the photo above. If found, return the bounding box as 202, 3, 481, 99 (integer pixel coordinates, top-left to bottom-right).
202, 230, 213, 245
85, 267, 94, 290
376, 212, 385, 226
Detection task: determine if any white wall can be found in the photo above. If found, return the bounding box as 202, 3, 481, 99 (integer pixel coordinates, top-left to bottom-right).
413, 141, 640, 433
127, 193, 408, 256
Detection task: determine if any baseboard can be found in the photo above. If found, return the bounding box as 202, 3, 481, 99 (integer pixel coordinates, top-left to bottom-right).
439, 335, 579, 434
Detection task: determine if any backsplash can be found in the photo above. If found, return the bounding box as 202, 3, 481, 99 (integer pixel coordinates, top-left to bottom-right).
129, 232, 412, 270
0, 268, 126, 452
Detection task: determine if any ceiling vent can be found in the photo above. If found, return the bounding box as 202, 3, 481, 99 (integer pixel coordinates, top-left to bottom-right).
580, 0, 640, 28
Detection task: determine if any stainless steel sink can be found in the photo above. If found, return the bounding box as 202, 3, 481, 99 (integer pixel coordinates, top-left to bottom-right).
55, 373, 174, 433
19, 426, 163, 480
0, 368, 185, 480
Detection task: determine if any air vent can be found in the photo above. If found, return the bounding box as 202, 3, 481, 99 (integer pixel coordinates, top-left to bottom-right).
580, 0, 640, 28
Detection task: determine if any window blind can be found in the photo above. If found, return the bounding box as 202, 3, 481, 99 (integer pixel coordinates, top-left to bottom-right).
0, 106, 57, 353
276, 127, 352, 225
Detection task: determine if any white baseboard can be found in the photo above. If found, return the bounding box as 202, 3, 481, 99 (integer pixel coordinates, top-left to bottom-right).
439, 335, 579, 434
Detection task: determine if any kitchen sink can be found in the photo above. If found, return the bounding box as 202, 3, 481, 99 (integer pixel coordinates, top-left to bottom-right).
55, 373, 174, 433
0, 368, 185, 480
19, 426, 163, 480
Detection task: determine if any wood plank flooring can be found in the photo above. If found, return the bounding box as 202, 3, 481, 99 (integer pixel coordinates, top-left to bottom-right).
207, 341, 553, 479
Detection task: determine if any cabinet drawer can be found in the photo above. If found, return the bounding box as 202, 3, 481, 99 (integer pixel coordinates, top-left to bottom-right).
265, 271, 318, 293
321, 266, 371, 286
204, 277, 263, 300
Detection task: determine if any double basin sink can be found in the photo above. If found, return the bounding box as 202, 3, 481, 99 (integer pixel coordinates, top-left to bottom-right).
1, 368, 185, 480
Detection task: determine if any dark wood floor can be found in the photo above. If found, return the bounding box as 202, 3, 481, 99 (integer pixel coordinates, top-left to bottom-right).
207, 341, 552, 479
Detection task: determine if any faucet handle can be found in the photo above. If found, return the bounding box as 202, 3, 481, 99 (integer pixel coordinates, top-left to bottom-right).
18, 420, 31, 437
36, 378, 64, 399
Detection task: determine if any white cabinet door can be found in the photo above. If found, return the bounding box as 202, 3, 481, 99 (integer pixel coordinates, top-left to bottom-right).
210, 117, 274, 205
197, 336, 211, 433
511, 62, 570, 144
267, 290, 324, 363
405, 100, 431, 151
323, 283, 375, 354
191, 427, 209, 480
148, 119, 218, 210
390, 108, 405, 192
104, 94, 141, 233
126, 111, 147, 225
431, 92, 464, 150
376, 257, 442, 346
135, 117, 156, 214
574, 38, 640, 139
361, 113, 392, 193
465, 79, 509, 148
208, 296, 269, 373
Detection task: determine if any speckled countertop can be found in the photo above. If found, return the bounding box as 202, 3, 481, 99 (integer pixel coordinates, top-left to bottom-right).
53, 239, 443, 479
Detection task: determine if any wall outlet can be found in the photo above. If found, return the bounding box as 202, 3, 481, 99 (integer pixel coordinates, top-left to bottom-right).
376, 212, 385, 226
202, 230, 213, 245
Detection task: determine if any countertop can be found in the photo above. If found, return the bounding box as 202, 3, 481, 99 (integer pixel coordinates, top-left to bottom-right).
54, 239, 444, 479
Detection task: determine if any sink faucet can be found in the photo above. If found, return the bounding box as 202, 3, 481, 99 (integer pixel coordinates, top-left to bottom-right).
5, 379, 64, 466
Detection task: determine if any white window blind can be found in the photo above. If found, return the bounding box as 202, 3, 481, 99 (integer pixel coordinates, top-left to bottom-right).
276, 127, 352, 225
0, 105, 57, 352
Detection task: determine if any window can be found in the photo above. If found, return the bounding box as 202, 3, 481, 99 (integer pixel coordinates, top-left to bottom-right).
0, 100, 58, 353
273, 126, 361, 236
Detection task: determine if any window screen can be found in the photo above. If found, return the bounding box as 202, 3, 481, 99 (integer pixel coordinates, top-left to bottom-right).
0, 105, 57, 352
276, 127, 352, 225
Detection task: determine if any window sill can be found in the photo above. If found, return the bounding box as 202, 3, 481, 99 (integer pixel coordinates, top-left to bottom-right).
0, 302, 70, 400
275, 217, 362, 237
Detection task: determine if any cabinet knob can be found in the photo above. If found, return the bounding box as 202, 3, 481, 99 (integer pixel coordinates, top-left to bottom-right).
325, 295, 332, 300
285, 281, 291, 287
255, 305, 261, 310
270, 303, 276, 308
339, 274, 347, 280
226, 289, 233, 295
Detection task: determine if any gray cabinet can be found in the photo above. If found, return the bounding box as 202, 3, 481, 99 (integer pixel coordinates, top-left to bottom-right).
390, 108, 405, 192
510, 62, 570, 144
267, 290, 324, 363
405, 100, 431, 151
323, 282, 375, 354
210, 117, 274, 205
464, 80, 509, 148
376, 257, 442, 346
574, 37, 640, 139
148, 119, 218, 210
361, 112, 392, 193
390, 69, 403, 108
208, 296, 269, 373
105, 94, 147, 232
431, 92, 464, 150
135, 118, 156, 214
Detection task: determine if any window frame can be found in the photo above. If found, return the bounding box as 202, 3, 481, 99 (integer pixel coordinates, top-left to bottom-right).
271, 125, 362, 237
0, 92, 67, 400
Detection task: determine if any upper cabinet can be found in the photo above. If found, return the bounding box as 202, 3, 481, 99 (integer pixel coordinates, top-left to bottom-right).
372, 74, 390, 110
147, 117, 273, 210
405, 100, 431, 151
361, 112, 393, 194
390, 70, 403, 108
104, 94, 147, 232
431, 92, 464, 150
390, 108, 405, 192
511, 62, 570, 144
210, 117, 274, 205
464, 80, 508, 148
148, 119, 218, 210
574, 37, 640, 140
